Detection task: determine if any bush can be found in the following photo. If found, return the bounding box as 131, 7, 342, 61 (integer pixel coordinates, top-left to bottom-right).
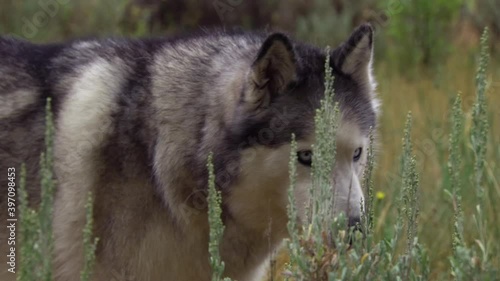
296, 0, 376, 46
385, 0, 463, 72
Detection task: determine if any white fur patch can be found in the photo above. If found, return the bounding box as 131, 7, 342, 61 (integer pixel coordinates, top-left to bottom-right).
53, 58, 127, 280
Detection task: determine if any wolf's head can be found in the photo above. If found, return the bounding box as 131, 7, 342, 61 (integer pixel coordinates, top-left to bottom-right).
215, 24, 378, 241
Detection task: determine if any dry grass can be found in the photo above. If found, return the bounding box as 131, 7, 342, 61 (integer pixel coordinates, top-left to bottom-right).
373, 48, 500, 278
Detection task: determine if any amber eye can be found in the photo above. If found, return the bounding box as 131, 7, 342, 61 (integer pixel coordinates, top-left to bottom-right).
353, 147, 362, 162
297, 150, 313, 167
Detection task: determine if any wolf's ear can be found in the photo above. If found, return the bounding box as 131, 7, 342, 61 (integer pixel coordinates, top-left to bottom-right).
245, 33, 297, 109
332, 24, 374, 86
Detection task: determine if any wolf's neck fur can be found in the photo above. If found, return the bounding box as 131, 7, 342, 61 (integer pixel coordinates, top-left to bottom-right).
147, 37, 283, 280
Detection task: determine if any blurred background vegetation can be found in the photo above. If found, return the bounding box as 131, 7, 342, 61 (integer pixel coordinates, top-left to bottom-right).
1, 0, 498, 279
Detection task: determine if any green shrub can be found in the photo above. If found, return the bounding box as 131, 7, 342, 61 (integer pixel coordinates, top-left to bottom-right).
296, 0, 376, 46
449, 28, 497, 281
385, 0, 463, 71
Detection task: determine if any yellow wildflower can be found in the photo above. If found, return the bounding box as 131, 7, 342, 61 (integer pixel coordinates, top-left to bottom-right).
376, 191, 386, 200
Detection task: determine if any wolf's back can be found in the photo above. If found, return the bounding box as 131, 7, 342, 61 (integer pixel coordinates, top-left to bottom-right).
0, 32, 264, 206
0, 32, 268, 280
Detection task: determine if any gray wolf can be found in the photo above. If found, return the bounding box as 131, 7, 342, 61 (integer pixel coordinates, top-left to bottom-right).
0, 24, 378, 281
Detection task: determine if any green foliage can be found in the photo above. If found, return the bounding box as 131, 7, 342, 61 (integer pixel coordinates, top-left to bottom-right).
361, 129, 375, 240
18, 165, 38, 281
471, 28, 490, 195
449, 28, 496, 281
309, 49, 341, 254
18, 99, 56, 281
0, 0, 136, 42
296, 0, 376, 46
386, 0, 463, 70
80, 194, 98, 281
448, 94, 464, 257
286, 134, 303, 277
207, 153, 232, 281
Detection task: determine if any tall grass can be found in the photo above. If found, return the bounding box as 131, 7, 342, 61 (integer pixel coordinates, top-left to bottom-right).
18, 99, 56, 281
374, 31, 499, 279
17, 99, 97, 281
449, 28, 498, 281
207, 153, 231, 281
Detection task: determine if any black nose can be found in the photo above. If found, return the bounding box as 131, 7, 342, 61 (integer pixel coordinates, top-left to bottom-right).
348, 217, 363, 246
348, 216, 362, 230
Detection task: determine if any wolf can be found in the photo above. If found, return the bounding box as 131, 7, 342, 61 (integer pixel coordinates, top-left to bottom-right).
0, 23, 379, 281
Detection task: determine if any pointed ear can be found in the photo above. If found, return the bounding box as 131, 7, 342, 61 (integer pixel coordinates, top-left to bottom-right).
332, 23, 374, 85
245, 33, 297, 109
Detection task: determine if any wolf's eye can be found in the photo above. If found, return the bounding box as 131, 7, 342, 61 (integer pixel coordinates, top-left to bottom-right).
353, 147, 363, 162
297, 150, 313, 166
